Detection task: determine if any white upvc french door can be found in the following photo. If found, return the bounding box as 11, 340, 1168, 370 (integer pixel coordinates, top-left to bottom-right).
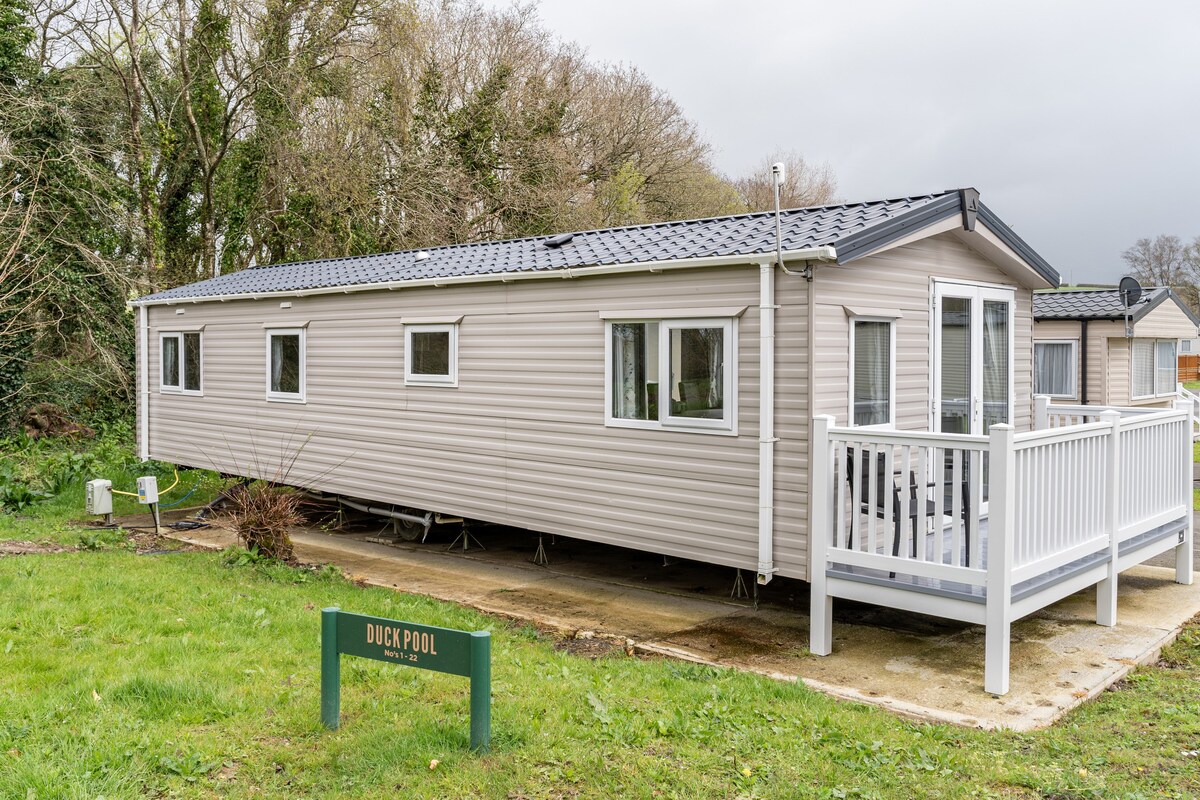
931, 281, 1015, 436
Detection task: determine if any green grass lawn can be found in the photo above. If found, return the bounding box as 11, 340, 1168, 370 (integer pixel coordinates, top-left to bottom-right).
1, 543, 1199, 799
2, 428, 1200, 797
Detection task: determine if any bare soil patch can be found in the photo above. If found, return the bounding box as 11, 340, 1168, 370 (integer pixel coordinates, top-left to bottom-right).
0, 540, 71, 557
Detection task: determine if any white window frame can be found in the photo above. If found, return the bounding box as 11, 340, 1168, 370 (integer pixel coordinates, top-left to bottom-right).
265, 327, 306, 403
848, 316, 896, 429
604, 317, 737, 435
1131, 337, 1178, 400
1033, 339, 1078, 400
159, 331, 203, 395
404, 323, 459, 387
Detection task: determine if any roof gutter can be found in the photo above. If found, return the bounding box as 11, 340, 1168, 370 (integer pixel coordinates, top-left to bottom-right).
127, 247, 839, 307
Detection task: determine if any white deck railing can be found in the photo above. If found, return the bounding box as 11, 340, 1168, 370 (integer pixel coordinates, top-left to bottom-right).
1176, 383, 1200, 440
811, 398, 1194, 696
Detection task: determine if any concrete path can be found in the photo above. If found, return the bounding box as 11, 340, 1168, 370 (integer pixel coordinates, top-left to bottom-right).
163, 515, 1200, 732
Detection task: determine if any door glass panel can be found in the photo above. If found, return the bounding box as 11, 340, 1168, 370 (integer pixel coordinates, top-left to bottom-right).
981, 300, 1010, 433
939, 297, 971, 434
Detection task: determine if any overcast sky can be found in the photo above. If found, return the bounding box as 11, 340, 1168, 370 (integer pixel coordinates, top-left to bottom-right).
485, 1, 1199, 285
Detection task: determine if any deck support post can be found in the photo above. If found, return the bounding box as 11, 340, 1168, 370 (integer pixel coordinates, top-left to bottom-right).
1033, 394, 1050, 431
1174, 400, 1195, 585
1097, 410, 1123, 626
809, 415, 834, 656
984, 423, 1015, 696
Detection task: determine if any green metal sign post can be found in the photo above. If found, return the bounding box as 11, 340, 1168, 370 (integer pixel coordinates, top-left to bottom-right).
320, 607, 491, 752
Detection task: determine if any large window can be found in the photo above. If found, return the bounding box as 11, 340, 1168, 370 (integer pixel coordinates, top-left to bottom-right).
850, 318, 893, 426
266, 328, 306, 402
1132, 338, 1177, 399
607, 318, 735, 432
405, 324, 458, 386
160, 331, 202, 394
1034, 340, 1077, 399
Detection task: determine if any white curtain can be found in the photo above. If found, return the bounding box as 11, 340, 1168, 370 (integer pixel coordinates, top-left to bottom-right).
1132, 339, 1154, 397
612, 323, 641, 419
1034, 342, 1075, 396
1156, 340, 1177, 395
853, 321, 889, 425
161, 335, 179, 386
705, 328, 723, 409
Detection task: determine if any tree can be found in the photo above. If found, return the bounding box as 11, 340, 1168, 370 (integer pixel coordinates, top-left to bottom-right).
1121, 234, 1200, 313
733, 150, 838, 212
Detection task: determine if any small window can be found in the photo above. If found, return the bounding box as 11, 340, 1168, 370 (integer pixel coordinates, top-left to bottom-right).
405, 324, 458, 386
1156, 339, 1176, 395
266, 328, 305, 402
607, 318, 735, 433
850, 318, 894, 426
1132, 338, 1177, 399
160, 331, 202, 394
1034, 340, 1077, 399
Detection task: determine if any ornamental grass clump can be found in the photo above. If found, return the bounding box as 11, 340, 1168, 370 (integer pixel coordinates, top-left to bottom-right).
226, 481, 302, 561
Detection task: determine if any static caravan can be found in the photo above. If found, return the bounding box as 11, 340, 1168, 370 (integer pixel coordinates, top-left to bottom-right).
134, 189, 1195, 694
1033, 287, 1200, 407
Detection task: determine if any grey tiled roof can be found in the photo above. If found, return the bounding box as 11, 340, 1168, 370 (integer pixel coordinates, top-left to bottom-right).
1033, 287, 1174, 321
136, 189, 1058, 303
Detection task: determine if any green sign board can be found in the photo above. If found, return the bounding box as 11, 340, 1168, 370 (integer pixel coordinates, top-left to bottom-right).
320, 608, 491, 751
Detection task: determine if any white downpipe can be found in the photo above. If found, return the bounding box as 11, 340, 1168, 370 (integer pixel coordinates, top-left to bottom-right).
138, 304, 149, 461
757, 260, 778, 584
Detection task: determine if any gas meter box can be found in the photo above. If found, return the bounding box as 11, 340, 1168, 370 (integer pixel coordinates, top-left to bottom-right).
86, 479, 112, 515
136, 475, 159, 505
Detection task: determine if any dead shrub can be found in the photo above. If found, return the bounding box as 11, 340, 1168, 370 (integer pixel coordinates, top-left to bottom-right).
226, 482, 302, 561
22, 403, 94, 440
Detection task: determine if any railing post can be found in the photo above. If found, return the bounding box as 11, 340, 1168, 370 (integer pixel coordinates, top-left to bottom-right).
984, 423, 1015, 696
1033, 394, 1051, 430
810, 415, 834, 656
1097, 410, 1122, 626
1174, 400, 1195, 585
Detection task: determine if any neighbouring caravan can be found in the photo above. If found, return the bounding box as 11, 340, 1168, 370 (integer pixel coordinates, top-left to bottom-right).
1033, 286, 1200, 407
132, 190, 1197, 693
136, 188, 1051, 582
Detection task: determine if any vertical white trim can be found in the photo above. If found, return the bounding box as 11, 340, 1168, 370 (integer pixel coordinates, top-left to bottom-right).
809, 414, 834, 655
984, 422, 1015, 696
757, 262, 776, 583
1097, 410, 1122, 625
1174, 399, 1195, 585
1033, 394, 1051, 430
138, 305, 149, 461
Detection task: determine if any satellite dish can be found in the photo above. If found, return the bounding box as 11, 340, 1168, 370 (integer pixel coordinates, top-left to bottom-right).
1119, 276, 1143, 308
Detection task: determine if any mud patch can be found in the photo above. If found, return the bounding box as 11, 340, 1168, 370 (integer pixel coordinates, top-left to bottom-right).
126, 530, 206, 555
0, 540, 71, 557
661, 612, 809, 665
554, 637, 619, 659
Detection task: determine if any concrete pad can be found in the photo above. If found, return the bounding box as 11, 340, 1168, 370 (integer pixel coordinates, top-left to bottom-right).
159, 514, 1200, 732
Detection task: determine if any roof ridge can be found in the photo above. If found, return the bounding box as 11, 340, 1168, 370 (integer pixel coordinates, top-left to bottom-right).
245, 190, 957, 273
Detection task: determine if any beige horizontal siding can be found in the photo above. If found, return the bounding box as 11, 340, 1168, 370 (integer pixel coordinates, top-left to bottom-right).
812, 232, 1035, 433
147, 266, 806, 575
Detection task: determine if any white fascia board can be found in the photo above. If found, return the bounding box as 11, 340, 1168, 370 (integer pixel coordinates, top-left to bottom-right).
127, 247, 838, 307
953, 224, 1056, 289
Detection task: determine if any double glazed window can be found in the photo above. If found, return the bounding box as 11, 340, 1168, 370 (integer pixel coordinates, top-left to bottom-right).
607, 318, 734, 432
266, 328, 306, 402
850, 318, 894, 426
1034, 340, 1077, 399
160, 332, 202, 394
405, 324, 458, 386
1132, 338, 1177, 398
